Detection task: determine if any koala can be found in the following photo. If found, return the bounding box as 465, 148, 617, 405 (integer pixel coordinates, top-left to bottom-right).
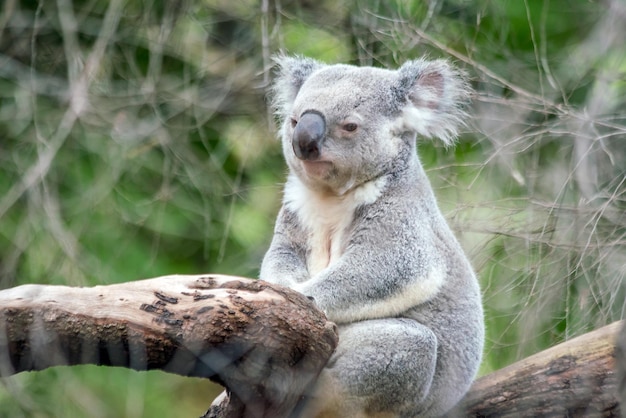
260, 55, 484, 418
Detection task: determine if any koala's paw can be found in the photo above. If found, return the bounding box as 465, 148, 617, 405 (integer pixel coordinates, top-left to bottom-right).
295, 287, 316, 302
291, 282, 308, 295
292, 283, 331, 317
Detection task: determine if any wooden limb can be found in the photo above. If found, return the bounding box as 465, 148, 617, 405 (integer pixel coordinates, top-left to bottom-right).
1, 273, 621, 418
451, 320, 623, 417
0, 274, 338, 418
617, 321, 626, 416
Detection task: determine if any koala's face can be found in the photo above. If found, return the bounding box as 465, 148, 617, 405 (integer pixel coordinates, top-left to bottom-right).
273, 56, 470, 195
284, 66, 403, 195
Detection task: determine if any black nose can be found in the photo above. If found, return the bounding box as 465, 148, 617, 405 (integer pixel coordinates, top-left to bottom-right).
292, 111, 326, 161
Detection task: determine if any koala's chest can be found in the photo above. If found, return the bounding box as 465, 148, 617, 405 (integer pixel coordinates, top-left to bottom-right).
293, 195, 357, 277
307, 215, 351, 277
285, 176, 386, 277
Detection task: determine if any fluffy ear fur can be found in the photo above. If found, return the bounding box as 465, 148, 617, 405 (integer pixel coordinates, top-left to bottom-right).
393, 59, 471, 145
271, 54, 324, 118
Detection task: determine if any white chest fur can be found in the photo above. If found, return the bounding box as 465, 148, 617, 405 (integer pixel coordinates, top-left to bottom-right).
284, 175, 387, 277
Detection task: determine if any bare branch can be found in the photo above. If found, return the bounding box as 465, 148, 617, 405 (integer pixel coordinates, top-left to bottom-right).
451, 321, 623, 417
0, 274, 338, 418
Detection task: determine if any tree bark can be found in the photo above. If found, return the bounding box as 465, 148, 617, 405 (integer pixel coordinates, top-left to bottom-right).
0, 274, 338, 418
616, 320, 626, 417
451, 320, 623, 417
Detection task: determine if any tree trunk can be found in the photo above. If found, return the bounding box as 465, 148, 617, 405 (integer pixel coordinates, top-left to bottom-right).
0, 274, 338, 418
451, 320, 623, 417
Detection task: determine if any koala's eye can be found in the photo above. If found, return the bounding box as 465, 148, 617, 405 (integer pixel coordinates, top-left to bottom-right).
343, 123, 358, 132
290, 118, 298, 128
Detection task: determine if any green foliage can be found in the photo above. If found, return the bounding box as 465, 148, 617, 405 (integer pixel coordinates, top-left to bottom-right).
1, 0, 625, 415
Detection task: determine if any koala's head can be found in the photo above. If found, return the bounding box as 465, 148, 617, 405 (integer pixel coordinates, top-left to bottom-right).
272, 55, 471, 195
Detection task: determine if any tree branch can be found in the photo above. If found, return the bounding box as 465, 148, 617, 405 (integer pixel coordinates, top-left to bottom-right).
0, 275, 622, 417
0, 274, 338, 418
616, 321, 626, 416
451, 320, 623, 417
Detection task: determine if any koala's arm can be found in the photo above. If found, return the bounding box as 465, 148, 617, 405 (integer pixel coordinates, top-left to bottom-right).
293, 208, 447, 324
260, 207, 310, 287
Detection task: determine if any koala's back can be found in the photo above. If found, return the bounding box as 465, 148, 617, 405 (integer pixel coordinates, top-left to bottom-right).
405, 241, 484, 415
338, 168, 484, 415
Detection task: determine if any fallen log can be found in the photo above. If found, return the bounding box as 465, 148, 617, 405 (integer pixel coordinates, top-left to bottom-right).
451, 320, 623, 417
0, 274, 338, 418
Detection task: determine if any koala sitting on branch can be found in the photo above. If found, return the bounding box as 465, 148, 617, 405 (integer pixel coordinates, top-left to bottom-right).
261, 55, 484, 418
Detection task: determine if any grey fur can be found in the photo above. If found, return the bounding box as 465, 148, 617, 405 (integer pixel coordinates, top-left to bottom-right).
261, 55, 484, 417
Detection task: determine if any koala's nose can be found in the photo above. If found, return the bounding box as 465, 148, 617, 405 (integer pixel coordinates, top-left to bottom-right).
292, 111, 326, 161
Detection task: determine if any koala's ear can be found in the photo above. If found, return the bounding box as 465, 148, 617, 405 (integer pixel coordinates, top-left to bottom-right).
271, 54, 324, 117
393, 59, 472, 145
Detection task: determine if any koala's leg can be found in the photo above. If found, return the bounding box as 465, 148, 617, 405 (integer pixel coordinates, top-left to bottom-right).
297, 318, 437, 418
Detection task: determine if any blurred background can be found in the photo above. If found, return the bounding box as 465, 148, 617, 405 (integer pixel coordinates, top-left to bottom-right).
0, 0, 625, 416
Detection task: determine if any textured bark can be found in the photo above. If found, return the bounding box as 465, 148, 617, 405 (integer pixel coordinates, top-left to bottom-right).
0, 274, 338, 418
451, 320, 623, 417
617, 321, 626, 417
